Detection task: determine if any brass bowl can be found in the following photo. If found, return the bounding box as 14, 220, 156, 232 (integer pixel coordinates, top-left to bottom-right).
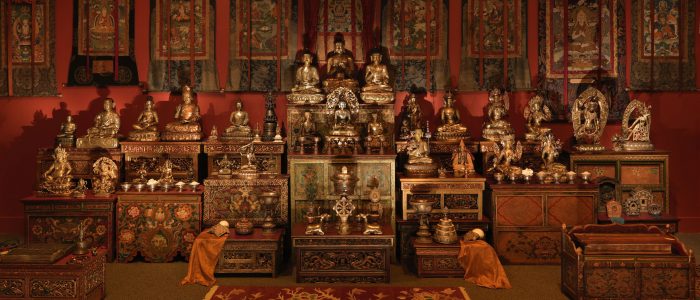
409, 199, 437, 214
259, 191, 279, 206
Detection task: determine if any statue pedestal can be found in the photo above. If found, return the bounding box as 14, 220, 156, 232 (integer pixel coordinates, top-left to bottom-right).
620, 141, 654, 151
161, 131, 202, 142
220, 131, 253, 143
575, 144, 606, 152
55, 137, 75, 148
127, 131, 160, 142
287, 93, 325, 105
404, 162, 439, 178
360, 92, 394, 105
434, 131, 470, 142
76, 136, 119, 149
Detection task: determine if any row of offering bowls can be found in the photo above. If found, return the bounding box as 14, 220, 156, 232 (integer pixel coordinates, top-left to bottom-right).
493, 170, 592, 184
120, 181, 200, 192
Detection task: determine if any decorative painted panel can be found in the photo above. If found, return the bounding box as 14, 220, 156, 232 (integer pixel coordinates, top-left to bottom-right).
495, 196, 544, 226
496, 231, 561, 264
546, 195, 596, 226
459, 0, 530, 90
202, 176, 289, 227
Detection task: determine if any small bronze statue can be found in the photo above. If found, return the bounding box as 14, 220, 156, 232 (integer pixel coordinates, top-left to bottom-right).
365, 113, 387, 154
572, 87, 608, 152
325, 88, 360, 154
40, 146, 73, 196
92, 157, 118, 197
401, 129, 438, 177
158, 159, 175, 185
76, 98, 120, 148
540, 132, 567, 175
435, 90, 469, 141
288, 51, 325, 104
399, 93, 424, 141
128, 96, 160, 141
235, 141, 258, 179
452, 139, 475, 177
523, 94, 552, 142
482, 88, 513, 142
488, 134, 523, 179
612, 99, 654, 151
360, 48, 394, 104
56, 115, 77, 147
162, 85, 202, 141
295, 111, 320, 154
221, 101, 253, 142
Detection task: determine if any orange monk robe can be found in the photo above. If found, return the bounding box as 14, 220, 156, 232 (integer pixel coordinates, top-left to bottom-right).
457, 240, 512, 289
180, 231, 228, 286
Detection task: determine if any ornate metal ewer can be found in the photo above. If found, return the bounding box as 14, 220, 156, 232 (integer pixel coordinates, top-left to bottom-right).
409, 198, 438, 244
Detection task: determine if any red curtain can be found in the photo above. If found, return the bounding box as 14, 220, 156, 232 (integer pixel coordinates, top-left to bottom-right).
360, 0, 377, 58
302, 0, 321, 51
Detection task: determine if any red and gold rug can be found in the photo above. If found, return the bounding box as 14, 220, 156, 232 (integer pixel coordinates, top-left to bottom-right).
204, 286, 471, 300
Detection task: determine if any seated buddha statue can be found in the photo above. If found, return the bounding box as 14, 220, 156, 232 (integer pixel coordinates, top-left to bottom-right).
329, 100, 357, 137
288, 51, 325, 104
436, 90, 469, 141
323, 33, 359, 92
221, 101, 253, 142
295, 111, 320, 154
482, 88, 514, 141
128, 97, 160, 141
401, 128, 438, 177
361, 49, 394, 104
76, 98, 120, 148
365, 113, 387, 153
56, 115, 77, 147
162, 85, 202, 141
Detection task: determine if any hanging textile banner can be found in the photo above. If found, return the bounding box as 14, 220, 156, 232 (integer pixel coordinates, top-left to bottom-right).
227, 0, 297, 92
459, 0, 530, 91
538, 0, 627, 120
382, 0, 448, 92
67, 0, 139, 86
0, 0, 57, 96
630, 0, 695, 91
315, 0, 364, 64
148, 0, 218, 92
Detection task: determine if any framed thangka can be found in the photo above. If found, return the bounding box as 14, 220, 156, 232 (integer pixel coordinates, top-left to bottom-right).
227, 0, 297, 92
381, 0, 448, 91
315, 0, 365, 64
67, 0, 139, 86
148, 0, 219, 92
0, 0, 57, 96
459, 0, 530, 91
538, 0, 627, 120
630, 0, 695, 91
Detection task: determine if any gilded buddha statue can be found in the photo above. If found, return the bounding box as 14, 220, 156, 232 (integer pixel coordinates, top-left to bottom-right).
76, 98, 120, 148
401, 128, 438, 177
360, 49, 394, 104
221, 101, 253, 142
523, 95, 552, 142
365, 113, 387, 154
56, 115, 77, 147
399, 93, 423, 140
288, 51, 325, 104
325, 87, 361, 154
40, 146, 73, 196
482, 88, 513, 142
295, 111, 320, 154
128, 97, 160, 141
323, 33, 359, 93
162, 85, 203, 141
435, 90, 469, 141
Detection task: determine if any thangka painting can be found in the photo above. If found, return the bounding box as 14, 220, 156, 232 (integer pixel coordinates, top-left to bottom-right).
538, 0, 627, 120
67, 0, 139, 86
227, 0, 297, 92
0, 0, 57, 96
630, 0, 695, 91
381, 0, 449, 91
459, 0, 530, 91
148, 0, 219, 92
316, 0, 364, 63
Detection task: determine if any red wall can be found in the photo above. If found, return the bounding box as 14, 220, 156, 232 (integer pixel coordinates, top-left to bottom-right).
1, 0, 699, 234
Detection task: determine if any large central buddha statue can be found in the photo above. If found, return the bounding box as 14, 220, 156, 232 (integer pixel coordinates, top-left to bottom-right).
221, 101, 253, 142
76, 98, 120, 148
323, 33, 359, 93
162, 84, 203, 141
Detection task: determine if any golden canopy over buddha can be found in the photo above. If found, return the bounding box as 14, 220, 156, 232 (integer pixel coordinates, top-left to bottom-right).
221, 101, 253, 142
360, 49, 394, 104
323, 33, 359, 92
128, 96, 160, 141
288, 51, 325, 104
76, 98, 120, 148
436, 90, 469, 141
482, 88, 514, 141
162, 85, 202, 141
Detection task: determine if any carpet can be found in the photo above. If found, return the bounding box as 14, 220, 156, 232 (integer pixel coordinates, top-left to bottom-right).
204, 286, 471, 300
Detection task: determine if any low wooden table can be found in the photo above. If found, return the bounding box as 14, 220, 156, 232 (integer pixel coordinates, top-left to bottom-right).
22, 193, 116, 261
412, 238, 463, 278
597, 212, 679, 233
0, 250, 106, 299
292, 223, 394, 283
216, 228, 283, 277
396, 218, 489, 264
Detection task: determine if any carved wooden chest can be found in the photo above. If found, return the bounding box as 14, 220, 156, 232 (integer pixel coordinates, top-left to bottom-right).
562, 224, 695, 299
203, 175, 289, 227
115, 190, 202, 262
399, 176, 486, 221
0, 250, 106, 299
203, 140, 285, 176
22, 193, 116, 261
491, 181, 598, 264
36, 147, 122, 187
216, 228, 283, 277
412, 238, 463, 277
120, 141, 201, 182
570, 150, 669, 213
292, 224, 394, 283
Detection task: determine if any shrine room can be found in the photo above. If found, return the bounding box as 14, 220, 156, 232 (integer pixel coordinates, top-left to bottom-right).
1, 0, 700, 299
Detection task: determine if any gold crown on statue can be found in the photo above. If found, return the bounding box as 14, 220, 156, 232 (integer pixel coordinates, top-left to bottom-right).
501, 134, 515, 142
